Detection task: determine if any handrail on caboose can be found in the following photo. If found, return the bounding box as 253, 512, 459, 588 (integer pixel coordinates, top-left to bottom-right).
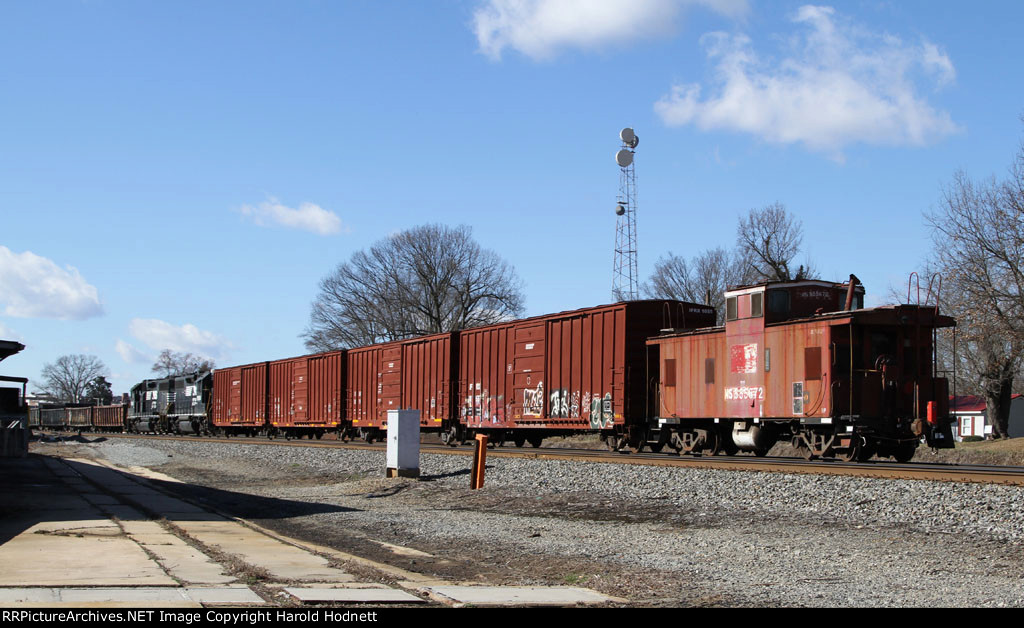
907, 271, 942, 315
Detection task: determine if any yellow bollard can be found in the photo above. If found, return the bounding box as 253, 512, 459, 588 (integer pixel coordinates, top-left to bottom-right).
470, 434, 488, 489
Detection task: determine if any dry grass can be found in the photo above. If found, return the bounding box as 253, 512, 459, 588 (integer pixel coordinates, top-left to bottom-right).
922, 437, 1024, 466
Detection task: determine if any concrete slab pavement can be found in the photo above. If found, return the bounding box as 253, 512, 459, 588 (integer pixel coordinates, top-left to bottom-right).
424, 586, 627, 607
1, 449, 625, 607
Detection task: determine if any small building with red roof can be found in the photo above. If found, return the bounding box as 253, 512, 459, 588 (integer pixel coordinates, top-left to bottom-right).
950, 394, 1024, 440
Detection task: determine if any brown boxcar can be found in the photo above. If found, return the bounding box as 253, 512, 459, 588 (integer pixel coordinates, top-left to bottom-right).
346, 339, 402, 438
345, 332, 457, 439
400, 332, 458, 429
67, 406, 92, 429
268, 351, 344, 438
93, 404, 127, 431
212, 361, 268, 435
647, 278, 955, 461
452, 300, 714, 448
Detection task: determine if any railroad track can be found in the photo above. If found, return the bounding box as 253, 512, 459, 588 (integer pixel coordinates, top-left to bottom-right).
42, 431, 1024, 486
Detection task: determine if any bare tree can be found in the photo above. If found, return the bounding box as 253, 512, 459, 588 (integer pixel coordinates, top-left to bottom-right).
736, 202, 816, 281
39, 354, 107, 403
151, 350, 216, 377
926, 138, 1024, 437
643, 247, 752, 324
303, 224, 526, 351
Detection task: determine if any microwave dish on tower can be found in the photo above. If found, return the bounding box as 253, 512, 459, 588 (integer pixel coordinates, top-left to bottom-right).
612, 127, 639, 302
619, 127, 639, 148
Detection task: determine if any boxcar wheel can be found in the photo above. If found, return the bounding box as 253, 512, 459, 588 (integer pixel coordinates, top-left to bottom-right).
528, 434, 544, 448
856, 441, 876, 462
703, 430, 721, 456
441, 425, 460, 447
627, 433, 645, 454
513, 434, 526, 448
838, 436, 862, 462
604, 433, 620, 452
489, 431, 506, 448
893, 441, 916, 463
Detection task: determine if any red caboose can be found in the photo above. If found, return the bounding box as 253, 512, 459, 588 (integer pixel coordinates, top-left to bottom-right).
647, 276, 955, 461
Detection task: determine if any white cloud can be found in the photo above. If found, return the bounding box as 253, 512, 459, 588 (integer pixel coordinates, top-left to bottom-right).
0, 321, 22, 342
473, 0, 748, 61
128, 318, 234, 360
115, 339, 149, 364
654, 4, 959, 157
239, 197, 345, 235
0, 246, 104, 320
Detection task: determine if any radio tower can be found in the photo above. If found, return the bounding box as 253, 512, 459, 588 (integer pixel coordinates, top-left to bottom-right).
612, 127, 639, 302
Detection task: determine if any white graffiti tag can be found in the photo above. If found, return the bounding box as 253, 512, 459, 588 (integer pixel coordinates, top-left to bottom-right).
523, 381, 544, 417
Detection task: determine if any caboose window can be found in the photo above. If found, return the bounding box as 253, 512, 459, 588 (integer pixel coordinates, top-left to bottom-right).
726, 297, 737, 321
751, 292, 763, 318
767, 290, 790, 314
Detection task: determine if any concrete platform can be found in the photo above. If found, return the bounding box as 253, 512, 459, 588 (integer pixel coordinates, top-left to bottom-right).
284, 587, 425, 604
171, 520, 355, 583
0, 451, 627, 608
425, 586, 624, 607
0, 587, 264, 607
0, 459, 178, 589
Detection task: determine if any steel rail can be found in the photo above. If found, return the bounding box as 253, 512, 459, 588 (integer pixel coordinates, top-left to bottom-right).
46, 432, 1024, 486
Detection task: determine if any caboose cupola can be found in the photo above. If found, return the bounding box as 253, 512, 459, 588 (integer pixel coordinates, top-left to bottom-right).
725, 277, 864, 325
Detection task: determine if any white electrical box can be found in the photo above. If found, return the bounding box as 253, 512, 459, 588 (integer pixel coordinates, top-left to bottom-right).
386, 409, 420, 478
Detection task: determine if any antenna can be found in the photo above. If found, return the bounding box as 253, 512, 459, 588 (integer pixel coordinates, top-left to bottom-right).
612, 127, 639, 302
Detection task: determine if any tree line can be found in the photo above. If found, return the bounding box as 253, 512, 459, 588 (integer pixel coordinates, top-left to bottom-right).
925, 131, 1024, 437
643, 201, 816, 325
36, 350, 216, 404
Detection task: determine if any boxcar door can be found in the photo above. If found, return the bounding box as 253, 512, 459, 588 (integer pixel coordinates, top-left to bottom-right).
293, 357, 309, 424
378, 346, 402, 424
512, 324, 547, 424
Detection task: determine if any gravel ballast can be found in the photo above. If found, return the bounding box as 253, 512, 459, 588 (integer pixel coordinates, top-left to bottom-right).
44, 437, 1024, 607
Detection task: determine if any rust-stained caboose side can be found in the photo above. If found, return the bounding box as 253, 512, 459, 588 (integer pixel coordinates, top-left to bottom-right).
648, 277, 955, 461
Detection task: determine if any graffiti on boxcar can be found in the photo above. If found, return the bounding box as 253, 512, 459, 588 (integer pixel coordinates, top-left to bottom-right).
482, 389, 504, 423
550, 388, 569, 418
462, 384, 506, 423
523, 381, 544, 416
570, 390, 580, 418
589, 393, 613, 429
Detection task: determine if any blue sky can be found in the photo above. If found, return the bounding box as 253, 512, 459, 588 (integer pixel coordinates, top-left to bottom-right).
2, 0, 1023, 395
